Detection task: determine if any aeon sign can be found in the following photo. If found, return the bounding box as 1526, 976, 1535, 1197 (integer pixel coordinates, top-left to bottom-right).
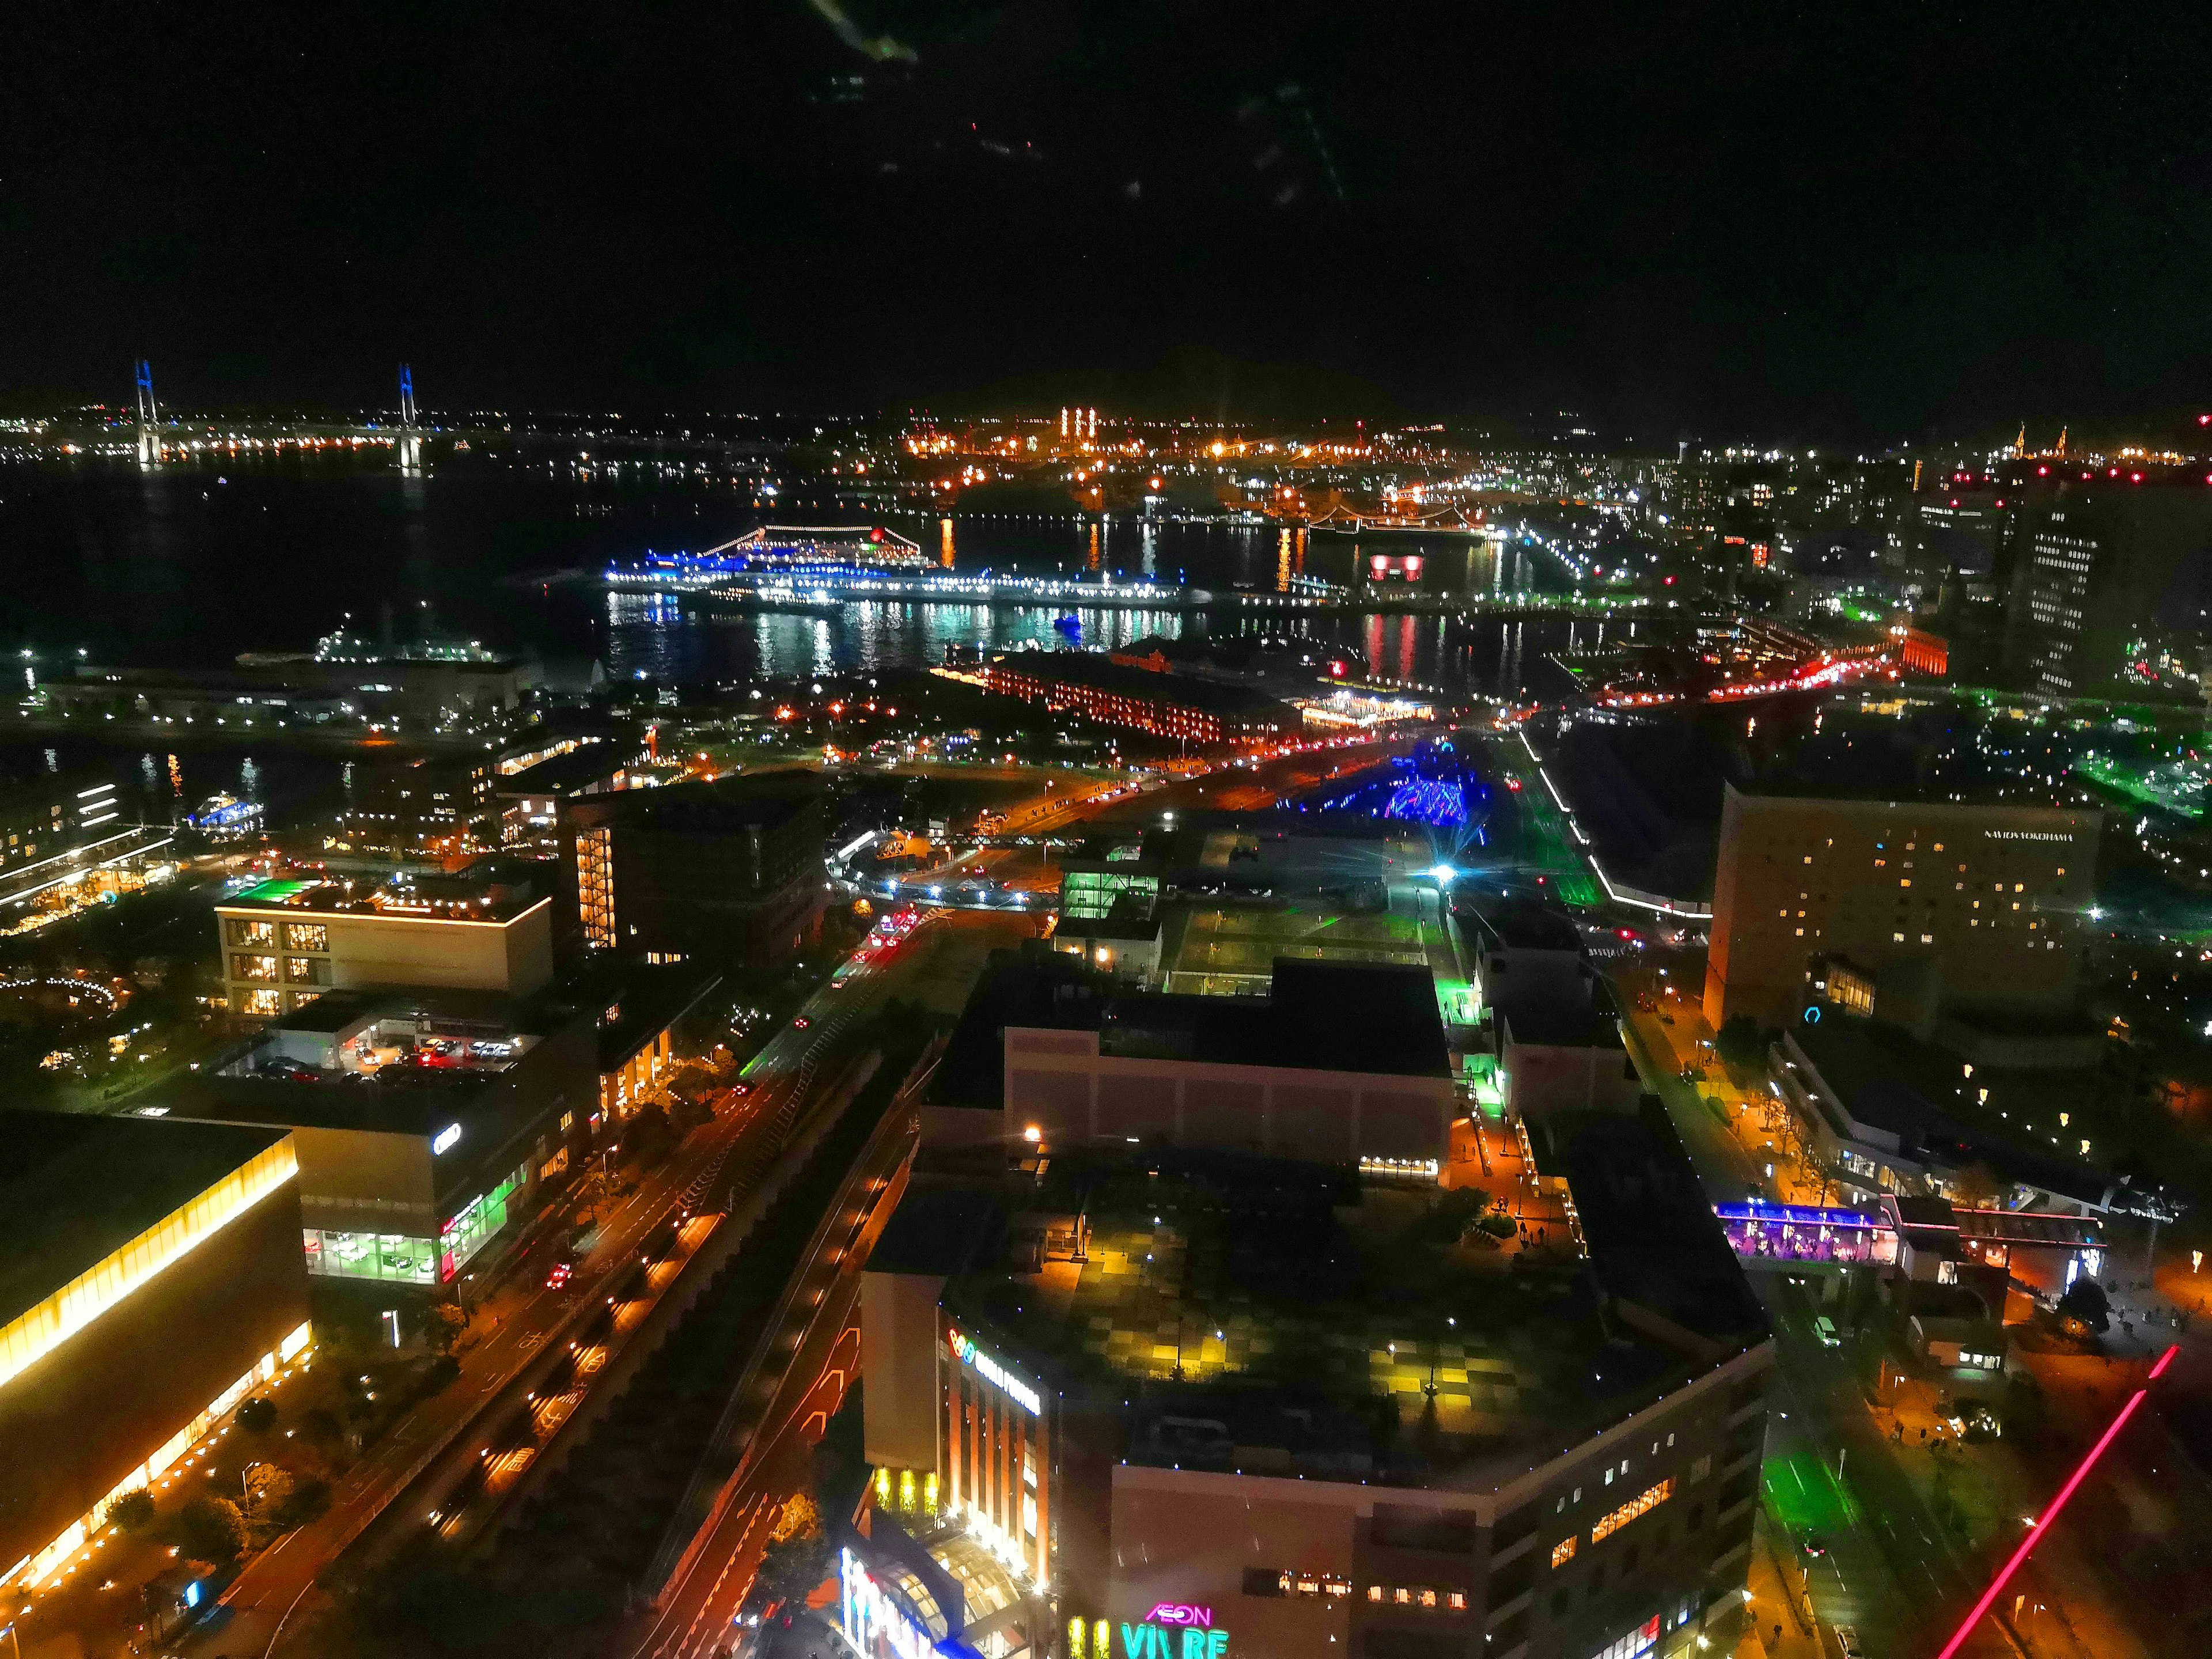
1119, 1607, 1229, 1658
1147, 1605, 1213, 1627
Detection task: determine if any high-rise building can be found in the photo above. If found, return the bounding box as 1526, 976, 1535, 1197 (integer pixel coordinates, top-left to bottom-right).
2003, 474, 2212, 700
560, 774, 827, 967
1702, 789, 2099, 1033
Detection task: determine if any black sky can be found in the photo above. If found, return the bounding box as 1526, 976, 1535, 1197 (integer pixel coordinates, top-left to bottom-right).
7, 0, 2212, 442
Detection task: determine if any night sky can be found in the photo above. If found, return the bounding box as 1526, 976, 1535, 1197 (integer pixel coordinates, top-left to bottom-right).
9, 1, 2212, 441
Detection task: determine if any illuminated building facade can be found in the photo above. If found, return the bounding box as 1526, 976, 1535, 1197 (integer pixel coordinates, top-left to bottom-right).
1702, 789, 2098, 1033
862, 1094, 1773, 1659
0, 771, 130, 880
164, 986, 598, 1288
215, 870, 556, 1016
980, 654, 1293, 749
2003, 477, 2212, 700
0, 1113, 310, 1596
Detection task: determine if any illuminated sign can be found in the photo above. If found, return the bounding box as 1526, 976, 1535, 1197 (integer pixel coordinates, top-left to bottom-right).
840, 1547, 937, 1659
1147, 1605, 1213, 1627
946, 1326, 1041, 1415
433, 1123, 463, 1156
1982, 830, 2073, 843
1120, 1622, 1228, 1658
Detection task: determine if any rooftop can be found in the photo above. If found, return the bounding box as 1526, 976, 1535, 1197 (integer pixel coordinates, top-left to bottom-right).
0, 1111, 290, 1330
167, 986, 573, 1141
932, 1115, 1765, 1491
217, 866, 548, 925
584, 771, 825, 834
1465, 897, 1586, 955
585, 961, 724, 1070
497, 744, 639, 798
1791, 1018, 2139, 1211
931, 947, 1450, 1108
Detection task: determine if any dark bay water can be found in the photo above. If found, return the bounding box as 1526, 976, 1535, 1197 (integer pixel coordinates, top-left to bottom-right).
1, 449, 1639, 704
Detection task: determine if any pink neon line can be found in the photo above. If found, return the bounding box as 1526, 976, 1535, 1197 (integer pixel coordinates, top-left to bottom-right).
1933, 1388, 2147, 1659
2150, 1343, 2180, 1380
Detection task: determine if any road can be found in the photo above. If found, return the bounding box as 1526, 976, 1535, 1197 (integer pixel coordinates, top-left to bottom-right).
622, 1118, 916, 1659
180, 910, 1002, 1659
197, 1098, 758, 1659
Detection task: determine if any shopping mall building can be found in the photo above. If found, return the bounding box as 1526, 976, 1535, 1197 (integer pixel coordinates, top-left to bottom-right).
856, 1111, 1772, 1659
0, 1112, 311, 1597
162, 985, 598, 1289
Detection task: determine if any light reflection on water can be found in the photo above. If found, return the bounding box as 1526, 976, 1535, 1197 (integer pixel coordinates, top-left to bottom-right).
601, 590, 1643, 702
601, 594, 1200, 685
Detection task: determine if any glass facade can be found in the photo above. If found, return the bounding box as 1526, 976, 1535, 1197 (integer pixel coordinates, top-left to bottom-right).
439, 1162, 527, 1281
302, 1228, 437, 1285
1061, 869, 1157, 922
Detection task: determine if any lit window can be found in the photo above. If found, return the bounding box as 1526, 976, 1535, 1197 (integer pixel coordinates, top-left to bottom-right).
1589, 1479, 1675, 1545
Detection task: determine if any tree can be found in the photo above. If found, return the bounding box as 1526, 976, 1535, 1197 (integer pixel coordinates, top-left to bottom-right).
270, 1475, 330, 1532
2057, 1277, 2110, 1337
236, 1395, 279, 1434
425, 1301, 468, 1358
744, 1493, 831, 1622
105, 1489, 156, 1535
298, 1405, 343, 1446
1948, 1161, 2002, 1210
1715, 1016, 1766, 1069
166, 1494, 246, 1566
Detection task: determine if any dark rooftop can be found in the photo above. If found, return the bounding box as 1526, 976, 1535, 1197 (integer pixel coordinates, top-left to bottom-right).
866, 1187, 1006, 1279
497, 743, 639, 798
582, 961, 724, 1071
931, 946, 1449, 1111
0, 1111, 291, 1329
601, 771, 826, 834
1465, 897, 1586, 955
1540, 1101, 1768, 1351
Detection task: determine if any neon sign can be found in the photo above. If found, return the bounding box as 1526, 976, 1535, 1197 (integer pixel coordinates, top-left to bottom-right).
433, 1122, 462, 1155
1119, 1623, 1228, 1658
946, 1325, 1041, 1415
840, 1547, 936, 1659
1147, 1605, 1213, 1627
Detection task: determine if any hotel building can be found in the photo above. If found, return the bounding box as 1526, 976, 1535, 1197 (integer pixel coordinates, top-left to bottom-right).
0, 1113, 310, 1596
1701, 789, 2099, 1033
214, 868, 556, 1017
